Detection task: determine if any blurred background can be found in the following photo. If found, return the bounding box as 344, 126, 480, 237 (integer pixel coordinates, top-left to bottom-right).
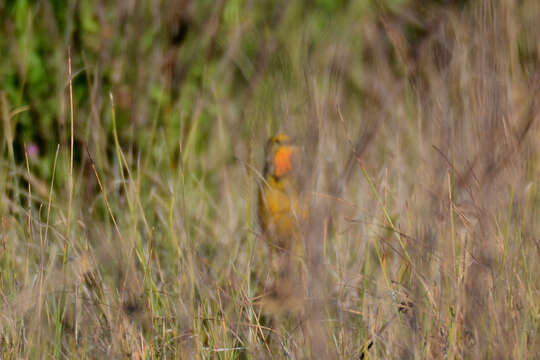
1, 0, 539, 358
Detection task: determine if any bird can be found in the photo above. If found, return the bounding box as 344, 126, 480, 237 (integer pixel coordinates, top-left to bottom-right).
257, 133, 307, 312
257, 133, 305, 254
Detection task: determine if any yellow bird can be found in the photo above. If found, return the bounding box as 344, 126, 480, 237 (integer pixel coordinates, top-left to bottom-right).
257, 134, 307, 312
258, 134, 307, 256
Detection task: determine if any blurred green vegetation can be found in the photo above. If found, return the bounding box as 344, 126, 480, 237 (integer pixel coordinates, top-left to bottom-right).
0, 0, 472, 181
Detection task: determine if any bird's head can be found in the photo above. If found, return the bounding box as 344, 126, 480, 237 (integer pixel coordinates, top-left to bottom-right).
264, 134, 298, 179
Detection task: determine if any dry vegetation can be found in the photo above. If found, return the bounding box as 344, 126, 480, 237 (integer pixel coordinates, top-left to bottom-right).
1, 0, 539, 358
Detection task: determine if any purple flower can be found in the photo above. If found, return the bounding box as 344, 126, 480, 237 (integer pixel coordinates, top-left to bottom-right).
27, 143, 39, 158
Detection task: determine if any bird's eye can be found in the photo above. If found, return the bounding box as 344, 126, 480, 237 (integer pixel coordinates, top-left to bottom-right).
271, 134, 290, 145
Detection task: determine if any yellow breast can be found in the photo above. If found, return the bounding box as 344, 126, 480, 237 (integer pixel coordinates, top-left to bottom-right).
258, 176, 304, 248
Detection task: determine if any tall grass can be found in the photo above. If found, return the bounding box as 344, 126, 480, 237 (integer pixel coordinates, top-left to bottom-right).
1, 0, 539, 358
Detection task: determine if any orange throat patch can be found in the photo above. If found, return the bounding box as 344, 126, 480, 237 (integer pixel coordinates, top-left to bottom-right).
273, 147, 294, 177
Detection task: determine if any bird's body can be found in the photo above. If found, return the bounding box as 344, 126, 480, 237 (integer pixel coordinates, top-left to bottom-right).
258, 176, 301, 248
